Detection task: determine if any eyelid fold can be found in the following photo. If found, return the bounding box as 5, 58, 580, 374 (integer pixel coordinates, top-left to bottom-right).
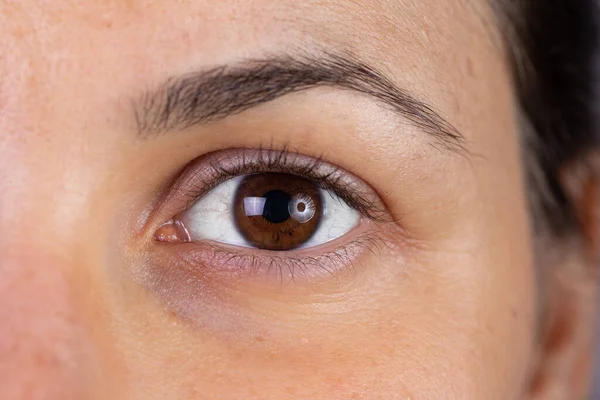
149, 147, 391, 237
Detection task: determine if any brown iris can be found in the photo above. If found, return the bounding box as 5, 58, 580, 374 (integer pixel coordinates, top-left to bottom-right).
233, 173, 323, 250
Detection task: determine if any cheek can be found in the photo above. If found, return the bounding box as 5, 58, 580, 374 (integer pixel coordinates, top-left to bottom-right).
114, 241, 536, 400
0, 254, 93, 399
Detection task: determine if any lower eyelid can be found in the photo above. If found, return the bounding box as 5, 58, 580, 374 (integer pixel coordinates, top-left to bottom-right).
168, 228, 383, 284
138, 228, 388, 338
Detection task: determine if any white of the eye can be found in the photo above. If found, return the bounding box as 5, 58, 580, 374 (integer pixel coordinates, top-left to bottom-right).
298, 190, 359, 249
183, 176, 247, 245
182, 176, 361, 248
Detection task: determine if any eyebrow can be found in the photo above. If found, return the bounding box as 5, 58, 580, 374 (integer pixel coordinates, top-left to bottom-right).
133, 53, 465, 152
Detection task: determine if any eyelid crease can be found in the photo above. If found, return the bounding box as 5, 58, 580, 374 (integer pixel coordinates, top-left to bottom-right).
170, 147, 393, 223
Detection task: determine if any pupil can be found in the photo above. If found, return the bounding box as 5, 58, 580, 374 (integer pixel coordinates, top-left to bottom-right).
262, 190, 292, 223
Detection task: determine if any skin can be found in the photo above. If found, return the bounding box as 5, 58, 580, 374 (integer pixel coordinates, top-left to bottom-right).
0, 1, 597, 399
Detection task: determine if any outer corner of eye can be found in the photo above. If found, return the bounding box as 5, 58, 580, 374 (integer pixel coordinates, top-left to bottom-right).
172, 172, 361, 251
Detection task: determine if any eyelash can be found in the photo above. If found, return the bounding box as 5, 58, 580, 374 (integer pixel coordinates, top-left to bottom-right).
174, 231, 388, 282
175, 146, 390, 222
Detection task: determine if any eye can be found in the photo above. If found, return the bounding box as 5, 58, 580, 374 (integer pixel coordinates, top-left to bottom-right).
179, 172, 360, 250
151, 148, 391, 282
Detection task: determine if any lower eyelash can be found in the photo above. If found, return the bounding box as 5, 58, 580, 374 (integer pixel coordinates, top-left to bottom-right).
174, 231, 387, 284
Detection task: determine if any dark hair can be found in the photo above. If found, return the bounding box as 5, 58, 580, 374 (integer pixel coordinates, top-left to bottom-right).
498, 0, 599, 237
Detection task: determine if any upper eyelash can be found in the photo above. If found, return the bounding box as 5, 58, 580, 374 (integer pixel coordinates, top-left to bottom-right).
179, 146, 391, 221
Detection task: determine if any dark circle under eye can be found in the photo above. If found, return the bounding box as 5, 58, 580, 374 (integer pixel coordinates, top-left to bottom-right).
233, 173, 323, 250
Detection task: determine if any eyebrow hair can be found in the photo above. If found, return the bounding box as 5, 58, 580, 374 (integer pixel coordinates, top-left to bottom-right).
133, 53, 465, 152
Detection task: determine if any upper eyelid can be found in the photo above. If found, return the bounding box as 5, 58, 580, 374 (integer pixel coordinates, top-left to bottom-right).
165, 147, 392, 222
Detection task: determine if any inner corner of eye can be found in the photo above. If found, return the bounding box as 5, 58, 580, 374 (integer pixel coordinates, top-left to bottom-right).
173, 172, 362, 251
154, 219, 191, 244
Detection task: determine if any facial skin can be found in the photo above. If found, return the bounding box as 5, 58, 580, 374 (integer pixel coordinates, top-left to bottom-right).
0, 1, 597, 399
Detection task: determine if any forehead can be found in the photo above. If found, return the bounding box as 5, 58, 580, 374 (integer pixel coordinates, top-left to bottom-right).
0, 0, 496, 78
1, 0, 491, 37
0, 0, 501, 149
